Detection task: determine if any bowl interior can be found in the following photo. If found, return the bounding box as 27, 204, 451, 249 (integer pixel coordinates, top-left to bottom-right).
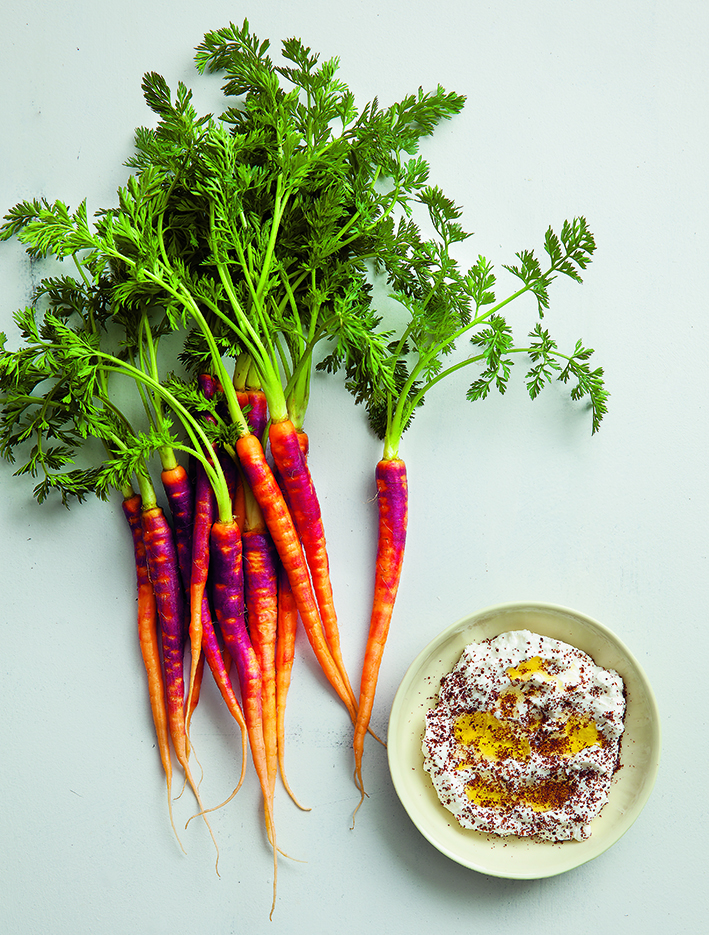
387, 602, 661, 879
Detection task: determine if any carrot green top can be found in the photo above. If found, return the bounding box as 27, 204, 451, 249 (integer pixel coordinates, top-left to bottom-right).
327, 191, 608, 459
123, 20, 466, 431
0, 18, 607, 510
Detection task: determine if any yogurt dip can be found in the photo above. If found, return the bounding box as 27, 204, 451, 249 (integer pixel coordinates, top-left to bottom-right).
422, 630, 626, 841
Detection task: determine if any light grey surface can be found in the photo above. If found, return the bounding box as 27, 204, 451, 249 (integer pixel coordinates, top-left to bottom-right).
0, 2, 705, 933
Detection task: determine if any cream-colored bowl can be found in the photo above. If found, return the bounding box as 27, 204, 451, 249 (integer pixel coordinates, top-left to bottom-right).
387, 601, 661, 878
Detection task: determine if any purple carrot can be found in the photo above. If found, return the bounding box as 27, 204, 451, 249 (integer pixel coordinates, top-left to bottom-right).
160, 464, 194, 627
140, 506, 186, 757
183, 372, 221, 722
121, 494, 182, 845
246, 388, 268, 441
210, 518, 278, 914
352, 457, 409, 813
268, 419, 356, 709
196, 372, 239, 505
140, 504, 217, 853
197, 372, 220, 403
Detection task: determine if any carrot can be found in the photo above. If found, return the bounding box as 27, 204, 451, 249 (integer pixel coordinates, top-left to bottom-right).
272, 428, 309, 517
235, 385, 267, 442
184, 574, 249, 820
196, 372, 217, 396
160, 463, 208, 736
198, 373, 239, 504
184, 452, 217, 723
236, 432, 357, 722
245, 386, 268, 441
210, 517, 277, 916
160, 457, 208, 739
182, 374, 221, 719
242, 521, 279, 795
352, 458, 408, 815
275, 565, 310, 810
160, 464, 194, 602
182, 373, 237, 723
268, 418, 356, 709
200, 596, 248, 801
274, 427, 310, 808
296, 430, 309, 460
121, 493, 183, 849
140, 506, 186, 758
277, 430, 383, 750
141, 504, 219, 858
185, 652, 206, 735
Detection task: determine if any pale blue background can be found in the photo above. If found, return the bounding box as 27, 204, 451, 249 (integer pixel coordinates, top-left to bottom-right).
1, 2, 706, 933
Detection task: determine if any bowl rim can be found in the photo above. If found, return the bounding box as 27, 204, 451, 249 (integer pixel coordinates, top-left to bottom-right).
387, 600, 662, 879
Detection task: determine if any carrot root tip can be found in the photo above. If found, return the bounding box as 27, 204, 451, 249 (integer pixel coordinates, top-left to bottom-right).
350, 788, 368, 829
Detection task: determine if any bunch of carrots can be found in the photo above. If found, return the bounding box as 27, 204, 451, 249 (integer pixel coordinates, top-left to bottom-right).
0, 20, 607, 916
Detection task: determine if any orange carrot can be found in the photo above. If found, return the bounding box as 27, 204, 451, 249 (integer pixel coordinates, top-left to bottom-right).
121, 493, 182, 849
185, 456, 216, 724
141, 504, 219, 860
275, 565, 310, 810
352, 458, 408, 814
242, 518, 279, 795
185, 652, 205, 735
236, 432, 357, 722
269, 418, 356, 709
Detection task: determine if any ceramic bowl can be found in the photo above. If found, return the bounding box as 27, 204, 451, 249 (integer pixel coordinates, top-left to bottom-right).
387, 601, 661, 878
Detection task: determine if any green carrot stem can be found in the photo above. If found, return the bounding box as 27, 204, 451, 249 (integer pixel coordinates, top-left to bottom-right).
97, 355, 233, 522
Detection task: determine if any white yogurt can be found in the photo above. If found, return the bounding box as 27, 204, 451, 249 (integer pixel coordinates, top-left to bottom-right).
422, 630, 626, 841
